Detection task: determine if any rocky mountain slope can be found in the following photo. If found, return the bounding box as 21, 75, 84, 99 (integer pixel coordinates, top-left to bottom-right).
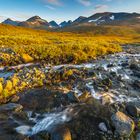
18, 16, 50, 29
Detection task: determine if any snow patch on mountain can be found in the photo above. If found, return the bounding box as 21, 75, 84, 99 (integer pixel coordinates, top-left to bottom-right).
88, 17, 102, 22
110, 15, 115, 20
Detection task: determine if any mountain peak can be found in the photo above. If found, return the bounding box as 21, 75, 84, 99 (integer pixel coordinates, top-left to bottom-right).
2, 18, 19, 26
73, 16, 87, 23
27, 16, 42, 22
49, 21, 59, 28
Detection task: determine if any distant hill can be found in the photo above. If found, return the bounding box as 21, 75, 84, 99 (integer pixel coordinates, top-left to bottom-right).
49, 21, 59, 28
18, 16, 50, 29
59, 20, 72, 27
1, 12, 140, 30
2, 18, 19, 26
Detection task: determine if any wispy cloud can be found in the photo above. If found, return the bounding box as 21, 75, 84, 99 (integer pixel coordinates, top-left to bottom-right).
0, 16, 7, 22
45, 5, 55, 10
77, 0, 92, 6
42, 0, 62, 6
94, 4, 109, 13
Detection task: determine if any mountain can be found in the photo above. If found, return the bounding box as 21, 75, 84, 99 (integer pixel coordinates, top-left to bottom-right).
73, 16, 87, 24
1, 12, 140, 30
59, 20, 72, 27
49, 21, 59, 28
18, 16, 50, 29
73, 12, 140, 25
2, 18, 19, 26
58, 12, 140, 33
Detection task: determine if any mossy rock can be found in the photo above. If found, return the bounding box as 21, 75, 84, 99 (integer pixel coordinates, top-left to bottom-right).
5, 80, 13, 91
21, 53, 34, 63
2, 89, 10, 97
0, 82, 3, 94
0, 78, 4, 83
79, 92, 90, 102
11, 76, 19, 87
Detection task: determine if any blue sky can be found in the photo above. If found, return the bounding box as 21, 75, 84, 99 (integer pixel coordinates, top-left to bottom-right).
0, 0, 140, 23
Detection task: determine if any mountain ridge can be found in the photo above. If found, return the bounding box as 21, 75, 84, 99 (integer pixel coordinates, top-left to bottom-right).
1, 12, 140, 30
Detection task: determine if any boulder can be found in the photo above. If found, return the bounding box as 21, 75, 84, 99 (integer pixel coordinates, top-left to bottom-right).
51, 125, 72, 140
21, 53, 34, 63
0, 103, 23, 113
98, 122, 108, 132
126, 102, 140, 118
111, 111, 135, 137
0, 82, 3, 94
11, 95, 20, 103
101, 94, 113, 105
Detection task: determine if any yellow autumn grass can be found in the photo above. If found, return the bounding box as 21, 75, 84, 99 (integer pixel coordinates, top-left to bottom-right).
0, 24, 139, 64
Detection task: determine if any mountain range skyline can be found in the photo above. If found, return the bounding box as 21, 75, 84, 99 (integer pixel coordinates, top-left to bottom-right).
1, 12, 140, 25
0, 0, 140, 23
2, 12, 140, 30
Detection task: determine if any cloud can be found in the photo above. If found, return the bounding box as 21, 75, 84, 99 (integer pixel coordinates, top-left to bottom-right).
94, 4, 109, 13
45, 5, 55, 10
41, 0, 62, 6
0, 16, 7, 22
103, 0, 112, 2
77, 0, 91, 6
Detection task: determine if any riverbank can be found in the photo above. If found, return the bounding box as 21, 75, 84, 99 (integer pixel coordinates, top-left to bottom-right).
0, 45, 139, 140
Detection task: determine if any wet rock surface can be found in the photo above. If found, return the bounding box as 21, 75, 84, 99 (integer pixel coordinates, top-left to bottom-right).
0, 45, 139, 140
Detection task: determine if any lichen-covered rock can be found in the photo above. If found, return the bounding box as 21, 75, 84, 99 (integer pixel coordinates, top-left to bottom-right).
5, 80, 13, 91
0, 82, 3, 94
111, 111, 135, 137
79, 92, 90, 102
101, 94, 113, 105
21, 53, 34, 63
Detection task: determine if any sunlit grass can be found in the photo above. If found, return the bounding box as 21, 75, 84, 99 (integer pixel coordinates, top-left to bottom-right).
0, 24, 140, 65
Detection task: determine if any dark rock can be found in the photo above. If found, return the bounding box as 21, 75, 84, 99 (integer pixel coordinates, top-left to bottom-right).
107, 64, 114, 68
133, 80, 140, 89
11, 95, 20, 103
111, 111, 135, 137
67, 92, 79, 103
0, 103, 23, 113
30, 131, 50, 140
126, 102, 140, 117
130, 64, 140, 71
51, 125, 72, 140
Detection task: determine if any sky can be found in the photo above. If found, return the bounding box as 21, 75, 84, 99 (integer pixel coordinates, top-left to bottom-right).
0, 0, 140, 23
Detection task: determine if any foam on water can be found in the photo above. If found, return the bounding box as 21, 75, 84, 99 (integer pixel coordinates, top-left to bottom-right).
16, 105, 80, 136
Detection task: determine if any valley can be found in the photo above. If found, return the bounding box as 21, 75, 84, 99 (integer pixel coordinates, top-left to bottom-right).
0, 10, 140, 140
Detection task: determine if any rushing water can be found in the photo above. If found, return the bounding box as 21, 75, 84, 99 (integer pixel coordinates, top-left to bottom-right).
16, 105, 81, 136
0, 52, 139, 136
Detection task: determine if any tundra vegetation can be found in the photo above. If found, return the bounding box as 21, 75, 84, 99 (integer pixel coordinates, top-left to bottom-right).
0, 24, 140, 140
0, 24, 140, 67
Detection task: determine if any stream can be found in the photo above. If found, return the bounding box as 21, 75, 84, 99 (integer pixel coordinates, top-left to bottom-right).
0, 47, 140, 140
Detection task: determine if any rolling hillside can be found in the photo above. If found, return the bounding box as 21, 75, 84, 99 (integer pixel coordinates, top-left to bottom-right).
0, 24, 140, 66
